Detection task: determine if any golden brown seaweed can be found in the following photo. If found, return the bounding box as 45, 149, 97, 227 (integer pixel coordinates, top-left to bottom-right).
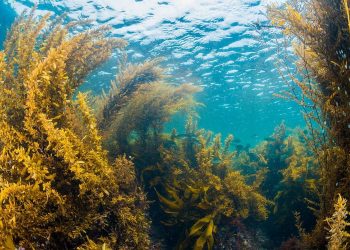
94, 58, 201, 159
0, 10, 149, 249
147, 119, 271, 250
269, 0, 350, 247
326, 194, 350, 250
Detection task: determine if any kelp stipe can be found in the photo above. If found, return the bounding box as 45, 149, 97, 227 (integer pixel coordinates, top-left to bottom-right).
0, 9, 150, 249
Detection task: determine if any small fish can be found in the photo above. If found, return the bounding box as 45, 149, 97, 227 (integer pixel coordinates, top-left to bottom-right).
212, 156, 221, 164
174, 133, 196, 139
264, 137, 275, 142
232, 138, 241, 144
235, 144, 244, 152
248, 152, 259, 161
162, 140, 177, 150
251, 22, 279, 30
173, 133, 200, 144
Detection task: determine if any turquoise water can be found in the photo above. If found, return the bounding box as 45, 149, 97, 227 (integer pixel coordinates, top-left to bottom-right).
0, 0, 304, 145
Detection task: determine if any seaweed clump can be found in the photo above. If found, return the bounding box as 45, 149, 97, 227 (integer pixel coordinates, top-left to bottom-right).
93, 54, 271, 249
0, 10, 150, 249
145, 119, 271, 249
95, 58, 201, 162
326, 194, 350, 250
269, 0, 350, 247
233, 123, 318, 247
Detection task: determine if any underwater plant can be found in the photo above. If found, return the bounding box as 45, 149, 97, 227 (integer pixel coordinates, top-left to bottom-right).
326, 194, 350, 250
145, 118, 271, 249
94, 58, 201, 162
0, 9, 150, 249
260, 126, 318, 246
269, 0, 350, 247
233, 123, 319, 247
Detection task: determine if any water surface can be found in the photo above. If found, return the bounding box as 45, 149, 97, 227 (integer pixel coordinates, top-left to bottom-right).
0, 0, 303, 144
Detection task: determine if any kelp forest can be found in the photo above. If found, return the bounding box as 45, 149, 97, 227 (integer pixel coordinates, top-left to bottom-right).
0, 0, 350, 249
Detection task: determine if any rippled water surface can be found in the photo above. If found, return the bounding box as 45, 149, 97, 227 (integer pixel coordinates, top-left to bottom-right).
0, 0, 303, 145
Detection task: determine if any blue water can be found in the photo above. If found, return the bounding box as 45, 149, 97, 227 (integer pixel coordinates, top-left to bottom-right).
0, 0, 304, 145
